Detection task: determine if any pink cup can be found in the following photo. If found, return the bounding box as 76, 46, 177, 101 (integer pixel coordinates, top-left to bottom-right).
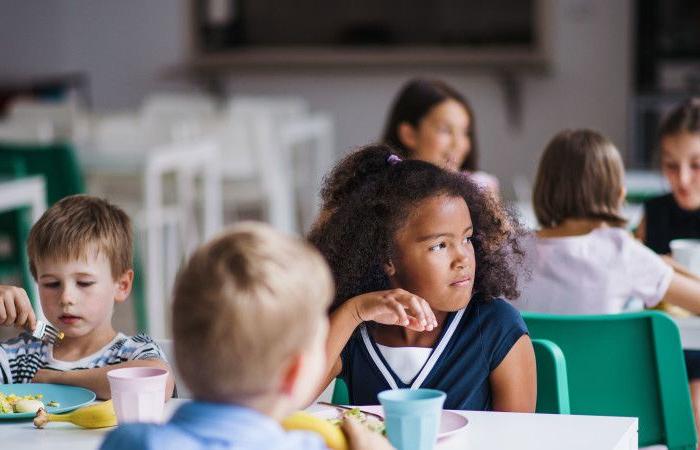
107, 367, 169, 423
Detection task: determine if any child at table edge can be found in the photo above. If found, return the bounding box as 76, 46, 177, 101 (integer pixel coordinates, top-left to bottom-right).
0, 194, 174, 400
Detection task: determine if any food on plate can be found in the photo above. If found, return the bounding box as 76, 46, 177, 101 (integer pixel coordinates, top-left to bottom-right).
282, 411, 349, 450
14, 399, 45, 414
0, 392, 45, 414
328, 408, 386, 435
46, 401, 60, 408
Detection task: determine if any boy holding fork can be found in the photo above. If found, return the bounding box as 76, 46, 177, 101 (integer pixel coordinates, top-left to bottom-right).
0, 195, 173, 400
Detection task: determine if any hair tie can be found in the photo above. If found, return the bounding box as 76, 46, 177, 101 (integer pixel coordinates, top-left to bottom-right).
387, 154, 402, 165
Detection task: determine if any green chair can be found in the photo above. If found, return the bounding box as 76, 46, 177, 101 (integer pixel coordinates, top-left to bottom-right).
0, 142, 85, 305
331, 378, 350, 405
0, 158, 33, 301
532, 338, 570, 414
330, 340, 571, 414
523, 310, 697, 450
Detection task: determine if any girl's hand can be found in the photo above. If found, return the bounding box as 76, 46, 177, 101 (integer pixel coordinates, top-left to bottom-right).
350, 289, 437, 332
0, 285, 37, 330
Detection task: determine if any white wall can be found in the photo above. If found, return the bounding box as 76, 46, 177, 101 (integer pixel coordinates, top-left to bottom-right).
0, 0, 631, 198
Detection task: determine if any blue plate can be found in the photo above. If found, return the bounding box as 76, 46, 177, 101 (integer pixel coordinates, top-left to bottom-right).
0, 383, 96, 419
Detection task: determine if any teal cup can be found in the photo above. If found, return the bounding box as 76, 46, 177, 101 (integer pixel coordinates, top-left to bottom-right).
378, 388, 446, 450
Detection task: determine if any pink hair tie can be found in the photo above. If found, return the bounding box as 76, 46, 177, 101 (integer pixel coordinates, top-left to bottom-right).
386, 154, 402, 165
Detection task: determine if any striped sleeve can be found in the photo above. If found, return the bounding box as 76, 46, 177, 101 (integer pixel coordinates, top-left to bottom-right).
118, 334, 168, 362
0, 333, 47, 383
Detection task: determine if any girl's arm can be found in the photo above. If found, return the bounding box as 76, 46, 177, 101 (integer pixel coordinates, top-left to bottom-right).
317, 289, 437, 397
489, 335, 537, 413
661, 255, 700, 281
32, 359, 175, 400
661, 272, 700, 314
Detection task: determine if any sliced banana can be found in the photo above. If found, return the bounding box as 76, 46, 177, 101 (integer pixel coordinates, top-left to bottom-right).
14, 399, 45, 414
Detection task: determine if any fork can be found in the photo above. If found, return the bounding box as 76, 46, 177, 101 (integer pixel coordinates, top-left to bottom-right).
32, 320, 64, 344
316, 401, 385, 421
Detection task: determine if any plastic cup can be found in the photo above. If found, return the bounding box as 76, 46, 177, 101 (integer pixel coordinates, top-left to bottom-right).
107, 367, 169, 423
670, 239, 700, 276
378, 388, 446, 450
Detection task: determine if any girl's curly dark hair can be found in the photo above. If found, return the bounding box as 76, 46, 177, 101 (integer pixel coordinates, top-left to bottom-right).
309, 144, 526, 310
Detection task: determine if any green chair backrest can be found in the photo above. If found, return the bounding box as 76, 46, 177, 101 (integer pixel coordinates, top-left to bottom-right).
332, 378, 350, 405
523, 311, 696, 450
0, 142, 85, 305
0, 141, 85, 203
532, 338, 570, 414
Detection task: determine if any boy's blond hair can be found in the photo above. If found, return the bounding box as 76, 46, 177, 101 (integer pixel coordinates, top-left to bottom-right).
533, 129, 627, 228
173, 222, 334, 402
27, 195, 133, 279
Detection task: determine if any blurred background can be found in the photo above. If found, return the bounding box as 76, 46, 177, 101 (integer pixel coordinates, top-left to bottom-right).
0, 0, 695, 337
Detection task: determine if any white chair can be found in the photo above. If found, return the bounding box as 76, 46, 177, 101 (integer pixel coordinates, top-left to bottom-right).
219, 96, 335, 233
155, 339, 191, 399
141, 139, 223, 339
7, 99, 79, 140
0, 119, 54, 143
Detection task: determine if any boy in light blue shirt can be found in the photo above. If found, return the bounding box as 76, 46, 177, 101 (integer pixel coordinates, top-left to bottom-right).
101, 223, 392, 450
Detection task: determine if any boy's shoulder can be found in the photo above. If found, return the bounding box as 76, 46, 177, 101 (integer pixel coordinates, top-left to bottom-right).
108, 333, 167, 362
100, 423, 191, 450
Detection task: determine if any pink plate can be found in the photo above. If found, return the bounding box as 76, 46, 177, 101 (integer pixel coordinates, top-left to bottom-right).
438, 410, 469, 439
310, 406, 469, 439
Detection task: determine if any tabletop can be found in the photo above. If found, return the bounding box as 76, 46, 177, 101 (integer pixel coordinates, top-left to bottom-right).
0, 399, 638, 450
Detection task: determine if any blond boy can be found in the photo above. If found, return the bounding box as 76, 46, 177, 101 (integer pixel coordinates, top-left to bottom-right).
0, 195, 173, 399
101, 222, 391, 450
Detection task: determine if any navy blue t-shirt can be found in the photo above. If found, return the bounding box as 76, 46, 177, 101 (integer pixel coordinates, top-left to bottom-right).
339, 296, 528, 411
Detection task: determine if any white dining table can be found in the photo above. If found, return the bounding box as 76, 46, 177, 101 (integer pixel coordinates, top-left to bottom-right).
0, 399, 638, 450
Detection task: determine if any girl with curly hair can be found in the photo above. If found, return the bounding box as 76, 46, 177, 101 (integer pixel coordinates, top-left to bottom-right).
309, 144, 536, 412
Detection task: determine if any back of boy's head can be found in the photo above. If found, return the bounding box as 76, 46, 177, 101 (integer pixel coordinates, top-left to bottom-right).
173, 222, 334, 403
382, 78, 479, 171
310, 144, 525, 308
27, 194, 132, 279
533, 129, 626, 228
659, 97, 700, 139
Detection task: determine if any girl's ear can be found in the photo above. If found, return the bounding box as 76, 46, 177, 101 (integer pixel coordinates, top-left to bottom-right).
383, 259, 397, 277
398, 122, 418, 151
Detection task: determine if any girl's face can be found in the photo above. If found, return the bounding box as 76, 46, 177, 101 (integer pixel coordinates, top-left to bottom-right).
661, 132, 700, 210
400, 99, 471, 172
386, 194, 476, 312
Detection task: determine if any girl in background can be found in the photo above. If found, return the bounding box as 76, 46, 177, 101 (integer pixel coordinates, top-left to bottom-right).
637, 98, 700, 253
382, 78, 499, 193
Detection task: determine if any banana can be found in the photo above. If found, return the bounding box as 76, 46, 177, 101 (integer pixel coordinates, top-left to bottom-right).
34, 400, 117, 429
282, 411, 349, 450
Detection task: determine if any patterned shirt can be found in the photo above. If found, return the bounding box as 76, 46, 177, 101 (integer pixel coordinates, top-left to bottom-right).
0, 332, 166, 384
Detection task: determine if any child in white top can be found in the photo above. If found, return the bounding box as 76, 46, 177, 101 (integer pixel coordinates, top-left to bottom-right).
517, 227, 672, 314
514, 129, 700, 434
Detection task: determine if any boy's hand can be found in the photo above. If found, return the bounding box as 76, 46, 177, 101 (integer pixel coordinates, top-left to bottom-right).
341, 417, 395, 450
0, 285, 37, 331
350, 289, 437, 332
